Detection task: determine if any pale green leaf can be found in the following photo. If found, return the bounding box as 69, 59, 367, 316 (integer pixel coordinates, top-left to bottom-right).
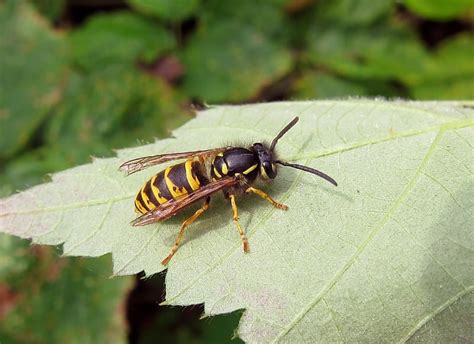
0, 100, 473, 343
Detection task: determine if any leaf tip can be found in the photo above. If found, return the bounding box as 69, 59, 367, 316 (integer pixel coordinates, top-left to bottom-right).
159, 299, 169, 306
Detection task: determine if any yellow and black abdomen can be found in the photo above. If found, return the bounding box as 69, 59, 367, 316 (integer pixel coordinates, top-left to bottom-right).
135, 159, 208, 214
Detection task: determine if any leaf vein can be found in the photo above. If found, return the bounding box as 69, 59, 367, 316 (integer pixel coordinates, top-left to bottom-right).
288, 119, 473, 162
62, 201, 113, 256
0, 194, 133, 217
113, 227, 159, 275
422, 172, 471, 217
323, 298, 347, 343
272, 129, 445, 342
315, 103, 336, 149
398, 286, 474, 343
334, 106, 353, 144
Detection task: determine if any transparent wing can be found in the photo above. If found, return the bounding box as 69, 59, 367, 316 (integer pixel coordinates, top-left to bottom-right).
120, 147, 228, 175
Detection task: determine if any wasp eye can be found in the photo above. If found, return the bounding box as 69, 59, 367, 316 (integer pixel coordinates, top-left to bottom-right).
262, 161, 277, 179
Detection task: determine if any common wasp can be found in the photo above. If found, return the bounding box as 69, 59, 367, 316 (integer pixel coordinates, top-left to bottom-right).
120, 117, 337, 265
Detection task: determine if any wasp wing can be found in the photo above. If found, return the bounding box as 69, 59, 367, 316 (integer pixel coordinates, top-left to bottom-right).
131, 177, 239, 226
120, 147, 228, 175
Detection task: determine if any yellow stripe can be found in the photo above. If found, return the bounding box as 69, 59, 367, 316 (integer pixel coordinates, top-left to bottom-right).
135, 199, 148, 214
140, 185, 156, 210
243, 164, 258, 175
165, 167, 188, 199
213, 167, 222, 178
185, 160, 200, 191
221, 163, 228, 175
150, 175, 168, 204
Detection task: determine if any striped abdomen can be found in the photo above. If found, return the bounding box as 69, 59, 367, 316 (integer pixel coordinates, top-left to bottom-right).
135, 160, 208, 214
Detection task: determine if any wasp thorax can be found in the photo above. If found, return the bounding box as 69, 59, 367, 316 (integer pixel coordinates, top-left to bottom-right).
252, 143, 277, 179
211, 147, 260, 181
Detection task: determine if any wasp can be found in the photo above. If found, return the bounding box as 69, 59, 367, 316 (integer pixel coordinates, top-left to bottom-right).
120, 117, 337, 265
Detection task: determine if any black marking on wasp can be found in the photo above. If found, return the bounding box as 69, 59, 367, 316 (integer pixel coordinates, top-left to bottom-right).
120, 117, 337, 265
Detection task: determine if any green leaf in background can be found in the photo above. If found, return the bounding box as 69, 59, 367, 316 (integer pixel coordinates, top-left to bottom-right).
1, 101, 472, 343
0, 1, 67, 159
306, 23, 429, 84
182, 0, 292, 102
292, 72, 403, 99
128, 0, 200, 21
412, 77, 474, 100
315, 0, 394, 25
0, 235, 132, 343
182, 22, 292, 101
418, 34, 474, 80
202, 0, 287, 34
402, 0, 474, 20
69, 11, 175, 72
46, 66, 187, 149
31, 0, 66, 21
0, 235, 35, 280
410, 34, 474, 99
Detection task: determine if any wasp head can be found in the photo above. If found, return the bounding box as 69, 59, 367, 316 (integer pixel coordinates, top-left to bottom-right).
252, 143, 277, 180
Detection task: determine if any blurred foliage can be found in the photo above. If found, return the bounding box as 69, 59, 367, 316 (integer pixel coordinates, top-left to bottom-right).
305, 23, 429, 83
410, 34, 474, 99
182, 0, 292, 101
31, 0, 66, 21
70, 11, 175, 71
314, 0, 394, 25
0, 0, 472, 342
402, 0, 474, 20
46, 66, 182, 150
0, 235, 131, 343
0, 1, 67, 159
128, 0, 200, 21
293, 72, 402, 99
126, 273, 243, 344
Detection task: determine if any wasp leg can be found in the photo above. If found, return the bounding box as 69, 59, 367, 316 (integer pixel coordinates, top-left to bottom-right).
245, 186, 288, 210
229, 194, 250, 253
161, 197, 210, 265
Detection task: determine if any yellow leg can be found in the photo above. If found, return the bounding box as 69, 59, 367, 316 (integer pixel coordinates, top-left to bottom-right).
245, 187, 288, 210
161, 198, 210, 265
229, 194, 250, 253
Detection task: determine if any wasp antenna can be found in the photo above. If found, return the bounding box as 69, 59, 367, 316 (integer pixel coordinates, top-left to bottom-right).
270, 117, 299, 151
275, 160, 338, 186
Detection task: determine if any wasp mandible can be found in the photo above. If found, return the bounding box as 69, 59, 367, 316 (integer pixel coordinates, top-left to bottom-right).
120, 117, 337, 265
